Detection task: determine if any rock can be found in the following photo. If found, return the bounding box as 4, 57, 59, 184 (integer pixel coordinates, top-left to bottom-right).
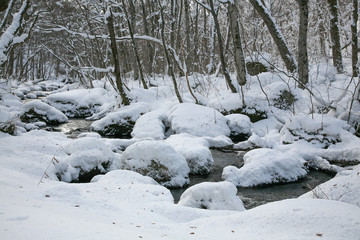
222, 148, 307, 187
120, 140, 190, 187
165, 133, 213, 175
20, 100, 68, 125
131, 110, 168, 140
169, 103, 231, 137
178, 181, 245, 211
91, 102, 151, 138
225, 114, 252, 142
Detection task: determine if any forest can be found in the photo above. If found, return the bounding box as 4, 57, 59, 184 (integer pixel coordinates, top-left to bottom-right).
0, 0, 360, 239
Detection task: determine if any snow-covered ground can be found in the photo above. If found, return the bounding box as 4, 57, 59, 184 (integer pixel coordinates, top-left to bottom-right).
1, 61, 360, 239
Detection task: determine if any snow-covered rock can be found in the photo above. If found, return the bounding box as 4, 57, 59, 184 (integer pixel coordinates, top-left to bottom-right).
225, 114, 252, 141
223, 148, 307, 187
20, 100, 68, 125
131, 110, 167, 140
300, 164, 360, 207
44, 88, 113, 118
169, 103, 231, 137
55, 137, 119, 182
166, 133, 213, 175
91, 102, 151, 137
280, 114, 351, 148
178, 181, 245, 211
119, 140, 190, 187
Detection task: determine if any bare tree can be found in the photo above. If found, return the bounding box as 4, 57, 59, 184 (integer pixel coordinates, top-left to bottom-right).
328, 0, 343, 73
352, 0, 358, 77
296, 0, 309, 89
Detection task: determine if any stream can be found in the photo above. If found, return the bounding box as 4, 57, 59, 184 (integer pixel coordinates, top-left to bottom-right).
50, 118, 335, 209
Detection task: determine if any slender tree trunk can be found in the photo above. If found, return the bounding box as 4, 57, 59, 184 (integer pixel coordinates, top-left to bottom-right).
106, 8, 130, 106
248, 0, 297, 73
228, 3, 247, 86
352, 0, 359, 77
158, 0, 183, 103
122, 0, 148, 89
208, 0, 237, 93
184, 0, 192, 73
296, 0, 309, 89
328, 0, 343, 73
140, 0, 154, 75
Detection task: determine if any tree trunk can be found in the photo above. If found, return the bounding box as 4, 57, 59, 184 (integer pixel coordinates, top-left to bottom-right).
248, 0, 297, 73
158, 0, 183, 103
228, 3, 247, 86
122, 0, 148, 89
184, 0, 192, 73
106, 8, 130, 106
296, 0, 309, 89
208, 0, 237, 93
352, 0, 359, 77
140, 0, 154, 75
328, 0, 343, 73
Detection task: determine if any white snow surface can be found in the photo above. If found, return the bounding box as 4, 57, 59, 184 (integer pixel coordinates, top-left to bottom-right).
21, 100, 68, 123
44, 88, 114, 117
223, 148, 307, 187
165, 133, 213, 175
300, 164, 360, 207
168, 103, 231, 137
178, 181, 245, 211
225, 113, 252, 135
131, 110, 167, 140
119, 140, 190, 187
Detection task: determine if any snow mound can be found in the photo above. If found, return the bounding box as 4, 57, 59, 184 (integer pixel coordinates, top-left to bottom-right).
165, 133, 213, 175
169, 103, 231, 137
119, 140, 190, 187
131, 110, 167, 140
280, 114, 351, 148
178, 181, 245, 211
225, 114, 252, 140
44, 88, 113, 118
91, 102, 151, 137
300, 164, 360, 207
20, 100, 68, 125
55, 137, 119, 182
223, 148, 307, 187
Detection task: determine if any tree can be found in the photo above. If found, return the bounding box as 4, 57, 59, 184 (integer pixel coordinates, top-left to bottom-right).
248, 0, 297, 73
328, 0, 343, 73
296, 0, 309, 89
352, 0, 358, 77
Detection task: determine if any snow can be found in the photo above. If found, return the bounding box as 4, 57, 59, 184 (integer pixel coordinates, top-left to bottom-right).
225, 113, 252, 136
119, 140, 190, 187
44, 88, 115, 118
131, 110, 167, 140
178, 181, 245, 211
168, 103, 231, 137
223, 148, 307, 187
300, 164, 360, 207
165, 133, 214, 175
21, 100, 68, 124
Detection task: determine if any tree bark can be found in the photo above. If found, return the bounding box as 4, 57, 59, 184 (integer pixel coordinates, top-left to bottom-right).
106, 8, 130, 106
228, 3, 247, 86
328, 0, 343, 73
158, 0, 183, 103
296, 0, 309, 89
208, 0, 237, 93
352, 0, 359, 77
248, 0, 297, 73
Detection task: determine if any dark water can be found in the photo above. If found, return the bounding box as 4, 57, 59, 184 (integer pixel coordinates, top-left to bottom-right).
51, 118, 94, 138
170, 150, 335, 209
47, 117, 335, 210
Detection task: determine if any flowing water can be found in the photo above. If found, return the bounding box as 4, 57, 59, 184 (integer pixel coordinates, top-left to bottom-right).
50, 116, 335, 209
170, 150, 335, 209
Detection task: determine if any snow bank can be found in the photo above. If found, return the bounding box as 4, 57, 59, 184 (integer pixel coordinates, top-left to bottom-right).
131, 110, 167, 140
119, 140, 190, 187
44, 88, 114, 117
300, 164, 360, 207
20, 100, 68, 125
55, 137, 119, 182
169, 103, 231, 137
223, 148, 307, 187
225, 113, 252, 141
178, 181, 245, 211
91, 102, 151, 137
280, 114, 351, 148
166, 133, 213, 175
